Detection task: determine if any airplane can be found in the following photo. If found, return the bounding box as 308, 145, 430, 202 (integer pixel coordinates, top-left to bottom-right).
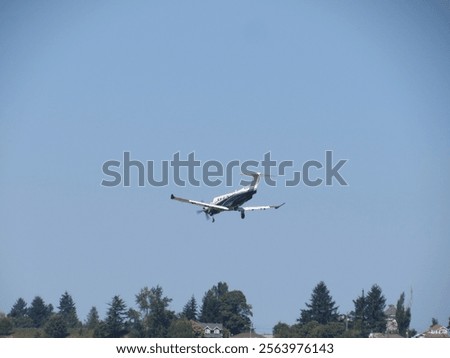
170, 172, 285, 222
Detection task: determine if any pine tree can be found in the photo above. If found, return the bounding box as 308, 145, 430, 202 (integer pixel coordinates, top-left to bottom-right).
365, 284, 386, 333
105, 295, 128, 338
352, 290, 368, 337
58, 291, 80, 329
182, 295, 198, 321
299, 281, 339, 325
85, 306, 100, 331
8, 298, 32, 328
28, 296, 53, 328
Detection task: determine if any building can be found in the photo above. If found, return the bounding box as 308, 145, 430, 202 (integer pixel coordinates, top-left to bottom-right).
193, 322, 223, 338
424, 325, 449, 338
384, 305, 398, 334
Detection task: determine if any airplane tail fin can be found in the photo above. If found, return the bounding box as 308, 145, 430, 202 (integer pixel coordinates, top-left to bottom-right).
242, 172, 262, 191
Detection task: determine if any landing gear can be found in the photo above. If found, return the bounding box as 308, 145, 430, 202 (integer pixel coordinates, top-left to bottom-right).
212, 217, 215, 223
240, 211, 245, 219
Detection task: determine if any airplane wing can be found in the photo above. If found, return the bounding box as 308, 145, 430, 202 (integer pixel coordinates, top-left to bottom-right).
170, 194, 229, 211
242, 202, 285, 211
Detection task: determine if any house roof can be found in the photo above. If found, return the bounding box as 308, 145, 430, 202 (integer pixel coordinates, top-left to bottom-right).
384, 304, 397, 317
428, 324, 448, 331
196, 322, 223, 330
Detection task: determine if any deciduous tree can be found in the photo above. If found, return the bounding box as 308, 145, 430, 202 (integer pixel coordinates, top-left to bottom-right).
135, 285, 175, 337
220, 290, 252, 335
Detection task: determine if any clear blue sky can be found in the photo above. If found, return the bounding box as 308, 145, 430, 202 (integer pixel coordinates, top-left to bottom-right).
1, 1, 449, 334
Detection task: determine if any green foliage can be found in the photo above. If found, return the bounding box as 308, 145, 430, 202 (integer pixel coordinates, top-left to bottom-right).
105, 295, 128, 338
127, 308, 145, 338
28, 296, 53, 328
8, 298, 33, 328
365, 284, 386, 333
85, 306, 100, 331
273, 320, 346, 338
93, 321, 109, 338
273, 322, 295, 337
135, 285, 175, 337
352, 290, 368, 337
44, 314, 69, 338
199, 282, 253, 335
409, 328, 417, 337
181, 295, 198, 321
199, 282, 228, 323
395, 292, 411, 337
220, 290, 252, 335
58, 291, 80, 329
0, 314, 14, 336
299, 281, 339, 325
352, 285, 387, 336
168, 318, 195, 337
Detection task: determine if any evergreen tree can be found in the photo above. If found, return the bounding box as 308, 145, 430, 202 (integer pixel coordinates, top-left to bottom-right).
28, 296, 53, 328
365, 284, 386, 333
352, 290, 368, 337
44, 314, 69, 338
8, 298, 32, 328
85, 306, 100, 331
181, 295, 198, 321
58, 291, 80, 329
105, 295, 128, 338
299, 281, 339, 325
431, 317, 439, 326
395, 292, 411, 337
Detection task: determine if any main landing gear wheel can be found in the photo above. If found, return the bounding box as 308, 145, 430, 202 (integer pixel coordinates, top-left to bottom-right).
241, 211, 245, 219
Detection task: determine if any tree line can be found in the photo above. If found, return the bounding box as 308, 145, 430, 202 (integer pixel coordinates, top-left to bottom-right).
0, 282, 252, 338
274, 282, 415, 338
1, 281, 448, 338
